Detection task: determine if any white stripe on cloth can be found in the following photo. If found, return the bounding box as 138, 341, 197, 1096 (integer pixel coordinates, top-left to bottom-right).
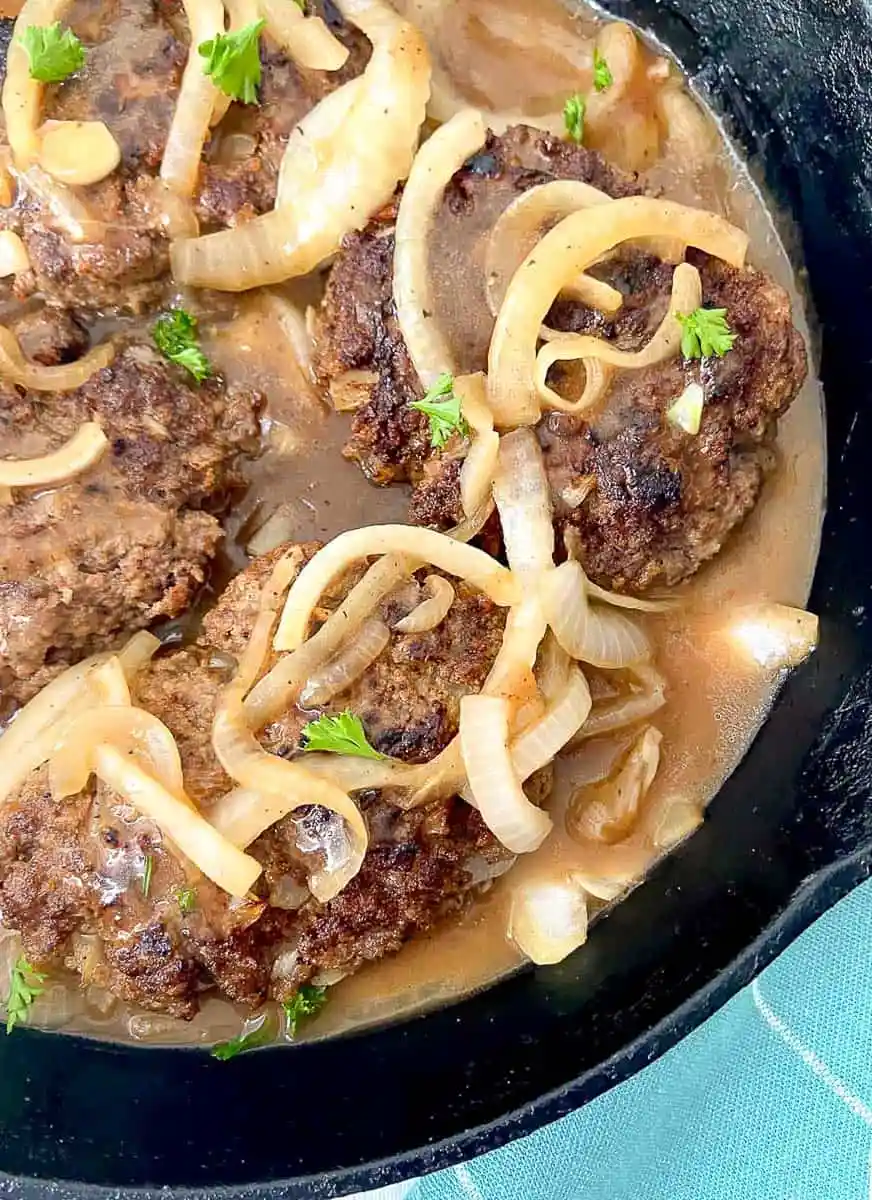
751, 978, 872, 1128
453, 1163, 486, 1200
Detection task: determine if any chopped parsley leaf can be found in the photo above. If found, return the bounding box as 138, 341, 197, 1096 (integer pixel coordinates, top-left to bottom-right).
409, 373, 470, 449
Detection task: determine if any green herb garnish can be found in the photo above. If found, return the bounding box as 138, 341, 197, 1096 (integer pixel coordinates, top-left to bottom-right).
301, 710, 385, 760
141, 854, 154, 898
198, 18, 265, 105
175, 886, 196, 915
593, 48, 613, 93
20, 22, 85, 83
5, 957, 45, 1034
563, 93, 585, 144
409, 373, 470, 449
676, 307, 737, 359
282, 985, 327, 1038
152, 308, 212, 383
211, 1013, 275, 1060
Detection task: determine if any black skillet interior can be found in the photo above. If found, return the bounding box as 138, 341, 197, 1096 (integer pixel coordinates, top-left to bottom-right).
2, 0, 872, 1196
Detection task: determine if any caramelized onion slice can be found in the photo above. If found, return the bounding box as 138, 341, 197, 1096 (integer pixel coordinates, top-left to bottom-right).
393, 574, 454, 634
394, 108, 486, 388
488, 197, 748, 426
483, 594, 548, 710
542, 560, 651, 669
535, 263, 702, 411
160, 0, 225, 195
508, 871, 588, 965
578, 663, 667, 740
0, 422, 108, 489
246, 553, 415, 728
118, 632, 162, 679
0, 230, 29, 276
274, 78, 363, 209
493, 428, 554, 575
485, 180, 622, 320
0, 328, 114, 391
274, 526, 520, 652
49, 705, 185, 803
89, 657, 131, 707
260, 0, 349, 70
300, 616, 389, 706
460, 694, 552, 854
2, 0, 69, 167
39, 120, 121, 187
172, 2, 430, 289
95, 745, 261, 897
511, 665, 591, 783
568, 724, 662, 844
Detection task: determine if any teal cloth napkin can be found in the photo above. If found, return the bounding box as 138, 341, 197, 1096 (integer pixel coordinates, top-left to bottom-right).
359, 874, 872, 1200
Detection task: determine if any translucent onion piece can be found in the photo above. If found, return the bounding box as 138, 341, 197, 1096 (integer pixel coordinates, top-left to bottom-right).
15, 165, 100, 243
460, 694, 552, 854
246, 553, 414, 729
460, 429, 499, 519
447, 497, 495, 544
653, 796, 702, 850
571, 872, 631, 902
484, 180, 621, 320
0, 421, 108, 488
511, 666, 591, 783
585, 581, 677, 613
508, 872, 588, 965
160, 0, 225, 196
274, 78, 363, 209
578, 664, 666, 740
0, 651, 117, 805
257, 293, 320, 407
94, 745, 261, 897
569, 724, 662, 845
727, 603, 819, 670
488, 197, 749, 426
49, 705, 185, 803
536, 630, 571, 703
535, 263, 702, 411
542, 560, 651, 669
171, 3, 430, 289
300, 616, 389, 706
1, 0, 69, 167
394, 108, 486, 389
260, 0, 349, 71
90, 657, 131, 707
393, 574, 454, 634
0, 230, 29, 276
535, 357, 613, 417
273, 526, 520, 652
492, 428, 554, 575
117, 631, 162, 679
453, 372, 494, 434
482, 594, 548, 708
299, 733, 465, 807
39, 120, 121, 186
0, 328, 114, 392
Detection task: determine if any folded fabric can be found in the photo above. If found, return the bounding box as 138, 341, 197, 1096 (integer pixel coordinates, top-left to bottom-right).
358, 875, 872, 1200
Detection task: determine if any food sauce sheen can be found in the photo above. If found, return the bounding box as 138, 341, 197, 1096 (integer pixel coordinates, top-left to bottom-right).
0, 0, 825, 1043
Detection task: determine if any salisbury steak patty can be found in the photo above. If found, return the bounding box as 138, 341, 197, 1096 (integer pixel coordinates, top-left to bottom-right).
314, 125, 807, 592
0, 338, 261, 703
0, 541, 512, 1020
0, 0, 368, 310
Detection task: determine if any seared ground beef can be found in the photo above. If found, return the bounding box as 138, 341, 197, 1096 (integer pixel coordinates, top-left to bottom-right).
0, 0, 368, 310
0, 336, 261, 703
0, 542, 513, 1018
314, 125, 807, 592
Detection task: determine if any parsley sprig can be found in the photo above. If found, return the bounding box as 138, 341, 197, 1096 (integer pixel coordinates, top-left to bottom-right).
175, 886, 196, 915
302, 711, 385, 760
198, 18, 265, 105
20, 22, 85, 83
563, 93, 585, 144
152, 308, 212, 383
593, 48, 613, 93
283, 985, 327, 1038
211, 1013, 275, 1061
676, 307, 737, 359
409, 373, 470, 449
141, 853, 154, 898
5, 957, 46, 1034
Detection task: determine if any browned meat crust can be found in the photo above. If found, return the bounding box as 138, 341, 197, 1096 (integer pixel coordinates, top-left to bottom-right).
314, 127, 808, 592
0, 541, 513, 1019
0, 341, 261, 703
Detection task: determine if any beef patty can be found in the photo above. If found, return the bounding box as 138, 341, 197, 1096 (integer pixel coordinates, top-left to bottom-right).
0, 0, 368, 311
314, 124, 807, 592
0, 541, 514, 1020
0, 322, 261, 703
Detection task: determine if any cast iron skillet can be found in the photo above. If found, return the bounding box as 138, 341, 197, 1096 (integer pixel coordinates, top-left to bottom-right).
2, 0, 872, 1194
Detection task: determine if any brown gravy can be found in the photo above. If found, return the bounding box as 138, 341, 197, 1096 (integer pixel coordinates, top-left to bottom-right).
0, 0, 825, 1043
